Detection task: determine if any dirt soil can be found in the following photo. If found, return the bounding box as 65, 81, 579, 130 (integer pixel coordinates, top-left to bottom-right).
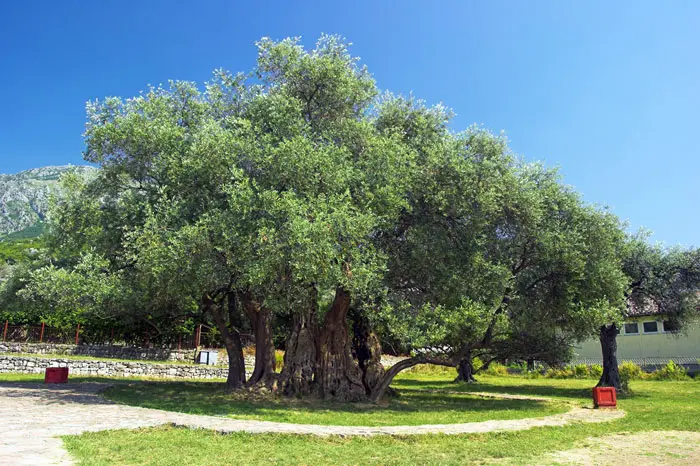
542, 430, 700, 465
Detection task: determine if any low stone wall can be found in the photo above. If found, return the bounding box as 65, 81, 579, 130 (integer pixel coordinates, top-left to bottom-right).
0, 342, 198, 362
0, 355, 228, 379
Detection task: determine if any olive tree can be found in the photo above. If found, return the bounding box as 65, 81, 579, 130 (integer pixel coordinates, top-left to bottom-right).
597, 234, 700, 389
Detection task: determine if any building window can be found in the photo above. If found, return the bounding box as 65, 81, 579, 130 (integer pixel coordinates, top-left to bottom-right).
643, 321, 658, 333
624, 322, 639, 334
663, 320, 679, 333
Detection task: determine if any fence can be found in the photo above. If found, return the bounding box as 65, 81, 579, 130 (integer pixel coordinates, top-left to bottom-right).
1, 321, 227, 349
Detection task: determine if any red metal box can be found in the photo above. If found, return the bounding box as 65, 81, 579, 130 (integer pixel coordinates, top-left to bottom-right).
592, 386, 617, 408
44, 367, 69, 384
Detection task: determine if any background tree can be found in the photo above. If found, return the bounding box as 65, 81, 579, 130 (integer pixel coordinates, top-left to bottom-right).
366, 101, 628, 399
597, 233, 700, 389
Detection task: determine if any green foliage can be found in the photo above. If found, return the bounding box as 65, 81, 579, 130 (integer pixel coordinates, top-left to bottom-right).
1, 35, 641, 386
0, 222, 46, 241
573, 364, 589, 378
533, 361, 689, 387
589, 364, 603, 379
0, 238, 42, 265
541, 364, 601, 380
402, 364, 456, 377
623, 232, 700, 331
483, 363, 509, 377
649, 360, 689, 381
618, 361, 644, 381
544, 367, 574, 379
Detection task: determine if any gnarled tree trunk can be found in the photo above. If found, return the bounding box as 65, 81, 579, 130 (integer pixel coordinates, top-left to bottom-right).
351, 307, 391, 395
316, 287, 366, 401
279, 285, 319, 397
596, 323, 621, 390
454, 349, 477, 383
206, 292, 245, 390
241, 291, 276, 388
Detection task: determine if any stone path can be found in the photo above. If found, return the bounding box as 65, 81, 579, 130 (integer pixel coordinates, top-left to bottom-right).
0, 382, 625, 466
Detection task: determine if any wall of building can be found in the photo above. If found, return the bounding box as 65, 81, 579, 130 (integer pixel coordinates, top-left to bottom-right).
0, 355, 230, 379
573, 317, 700, 366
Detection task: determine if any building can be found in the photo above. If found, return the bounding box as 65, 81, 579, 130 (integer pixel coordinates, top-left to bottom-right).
572, 301, 700, 372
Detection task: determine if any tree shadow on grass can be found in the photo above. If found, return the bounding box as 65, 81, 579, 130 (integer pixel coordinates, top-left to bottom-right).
394, 378, 592, 400
101, 379, 562, 426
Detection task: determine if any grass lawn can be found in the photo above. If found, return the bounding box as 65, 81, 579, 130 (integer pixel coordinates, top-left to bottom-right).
58, 373, 700, 465
101, 378, 566, 426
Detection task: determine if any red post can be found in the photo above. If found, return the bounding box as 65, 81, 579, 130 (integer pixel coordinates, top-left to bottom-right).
2, 320, 7, 342
75, 323, 81, 345
39, 322, 45, 343
195, 324, 202, 348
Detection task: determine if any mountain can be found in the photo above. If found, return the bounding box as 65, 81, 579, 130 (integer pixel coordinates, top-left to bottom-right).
0, 165, 96, 240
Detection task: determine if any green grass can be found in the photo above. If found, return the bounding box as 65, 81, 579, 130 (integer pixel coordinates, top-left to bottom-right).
102, 378, 566, 426
60, 374, 700, 465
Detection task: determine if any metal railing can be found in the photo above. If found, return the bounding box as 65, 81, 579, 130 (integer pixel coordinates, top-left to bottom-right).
1, 321, 227, 349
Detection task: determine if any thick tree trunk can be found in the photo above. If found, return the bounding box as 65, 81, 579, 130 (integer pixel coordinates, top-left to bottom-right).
279, 285, 319, 397
370, 356, 455, 402
351, 308, 391, 395
316, 287, 366, 401
454, 350, 477, 383
224, 338, 246, 389
207, 293, 245, 390
596, 324, 621, 390
241, 292, 276, 388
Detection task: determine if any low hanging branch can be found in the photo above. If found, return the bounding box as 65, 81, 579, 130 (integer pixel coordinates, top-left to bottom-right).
370, 355, 455, 402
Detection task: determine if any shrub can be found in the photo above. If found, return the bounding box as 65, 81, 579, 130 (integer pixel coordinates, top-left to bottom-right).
618, 361, 644, 380
618, 361, 644, 394
544, 367, 575, 379
506, 361, 528, 373
405, 364, 456, 376
573, 364, 589, 378
483, 363, 509, 377
589, 364, 603, 379
650, 360, 689, 381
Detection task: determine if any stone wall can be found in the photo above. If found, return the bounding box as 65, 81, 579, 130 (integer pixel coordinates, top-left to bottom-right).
0, 355, 229, 379
0, 342, 198, 362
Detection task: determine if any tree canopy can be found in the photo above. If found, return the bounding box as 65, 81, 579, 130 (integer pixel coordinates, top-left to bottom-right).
1, 35, 675, 402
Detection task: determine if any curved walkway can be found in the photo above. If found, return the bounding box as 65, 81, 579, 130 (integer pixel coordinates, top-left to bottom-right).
0, 382, 625, 465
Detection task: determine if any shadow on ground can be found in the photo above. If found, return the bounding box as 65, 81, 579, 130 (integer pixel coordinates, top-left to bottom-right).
394, 377, 592, 400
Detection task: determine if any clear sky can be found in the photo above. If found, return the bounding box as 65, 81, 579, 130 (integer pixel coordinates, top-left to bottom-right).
1, 1, 698, 246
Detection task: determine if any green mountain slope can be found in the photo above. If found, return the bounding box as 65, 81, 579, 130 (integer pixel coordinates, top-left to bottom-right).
0, 165, 96, 240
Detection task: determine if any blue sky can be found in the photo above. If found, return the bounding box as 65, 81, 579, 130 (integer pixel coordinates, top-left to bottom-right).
1, 1, 698, 246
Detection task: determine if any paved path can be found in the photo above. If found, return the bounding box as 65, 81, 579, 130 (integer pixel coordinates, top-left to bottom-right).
0, 383, 625, 465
